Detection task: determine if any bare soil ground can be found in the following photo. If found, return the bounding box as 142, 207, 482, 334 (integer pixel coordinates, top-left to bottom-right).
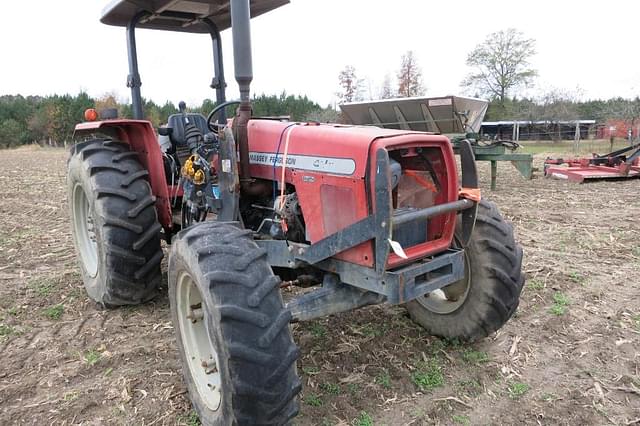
0, 145, 638, 425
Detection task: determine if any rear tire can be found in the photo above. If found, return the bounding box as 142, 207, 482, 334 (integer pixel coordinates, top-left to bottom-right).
406, 199, 524, 341
67, 139, 163, 307
169, 221, 300, 425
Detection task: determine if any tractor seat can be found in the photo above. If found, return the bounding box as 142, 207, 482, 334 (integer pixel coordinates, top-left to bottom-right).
167, 113, 210, 147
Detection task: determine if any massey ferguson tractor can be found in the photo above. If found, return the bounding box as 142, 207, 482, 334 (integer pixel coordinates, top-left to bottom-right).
67, 0, 524, 424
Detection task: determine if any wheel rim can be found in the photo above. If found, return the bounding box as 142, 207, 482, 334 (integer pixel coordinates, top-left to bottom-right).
176, 271, 222, 412
416, 239, 471, 314
72, 183, 98, 278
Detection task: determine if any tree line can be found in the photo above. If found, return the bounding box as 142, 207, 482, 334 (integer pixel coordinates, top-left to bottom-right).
0, 92, 334, 148
335, 29, 640, 128
485, 95, 640, 124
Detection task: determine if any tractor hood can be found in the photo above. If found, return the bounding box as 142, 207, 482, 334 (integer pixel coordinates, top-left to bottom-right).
101, 0, 289, 33
246, 119, 451, 180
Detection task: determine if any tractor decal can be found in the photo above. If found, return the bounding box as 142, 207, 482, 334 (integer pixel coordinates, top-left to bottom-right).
248, 151, 357, 175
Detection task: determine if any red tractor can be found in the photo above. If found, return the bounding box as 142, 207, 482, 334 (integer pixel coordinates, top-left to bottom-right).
67, 1, 524, 424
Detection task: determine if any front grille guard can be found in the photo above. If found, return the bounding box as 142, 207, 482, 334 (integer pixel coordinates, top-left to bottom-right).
256, 140, 479, 304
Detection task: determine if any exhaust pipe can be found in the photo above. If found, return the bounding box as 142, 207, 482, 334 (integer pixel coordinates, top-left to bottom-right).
230, 0, 253, 186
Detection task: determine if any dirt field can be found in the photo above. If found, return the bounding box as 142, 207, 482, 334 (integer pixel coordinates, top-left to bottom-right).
0, 145, 638, 425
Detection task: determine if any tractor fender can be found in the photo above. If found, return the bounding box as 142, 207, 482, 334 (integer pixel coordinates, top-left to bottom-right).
74, 120, 172, 232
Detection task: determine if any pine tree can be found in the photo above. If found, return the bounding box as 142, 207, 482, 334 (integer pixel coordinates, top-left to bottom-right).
397, 51, 425, 98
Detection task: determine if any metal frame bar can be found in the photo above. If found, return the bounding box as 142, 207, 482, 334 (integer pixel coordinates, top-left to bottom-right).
473, 153, 534, 190
124, 11, 228, 120
126, 11, 148, 120
593, 141, 640, 162
203, 18, 228, 110
315, 249, 465, 304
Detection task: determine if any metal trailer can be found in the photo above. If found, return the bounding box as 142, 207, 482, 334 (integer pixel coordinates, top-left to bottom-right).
340, 96, 535, 190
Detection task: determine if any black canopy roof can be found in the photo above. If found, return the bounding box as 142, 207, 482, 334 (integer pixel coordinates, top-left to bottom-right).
101, 0, 289, 33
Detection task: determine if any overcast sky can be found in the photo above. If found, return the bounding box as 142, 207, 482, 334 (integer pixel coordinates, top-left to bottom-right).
2, 0, 640, 108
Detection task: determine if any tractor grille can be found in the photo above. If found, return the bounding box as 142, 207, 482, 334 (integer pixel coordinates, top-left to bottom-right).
392, 207, 427, 248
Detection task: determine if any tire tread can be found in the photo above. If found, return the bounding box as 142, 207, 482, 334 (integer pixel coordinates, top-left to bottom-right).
170, 222, 300, 424
68, 139, 163, 307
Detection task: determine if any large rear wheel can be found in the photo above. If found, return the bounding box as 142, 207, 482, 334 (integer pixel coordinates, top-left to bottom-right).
406, 199, 524, 341
169, 221, 300, 425
67, 139, 163, 307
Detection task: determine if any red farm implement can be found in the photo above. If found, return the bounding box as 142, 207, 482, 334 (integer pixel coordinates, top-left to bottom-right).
544, 142, 640, 183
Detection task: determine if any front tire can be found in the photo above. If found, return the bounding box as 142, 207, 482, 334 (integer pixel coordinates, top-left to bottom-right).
406, 199, 524, 341
67, 139, 163, 307
169, 222, 300, 425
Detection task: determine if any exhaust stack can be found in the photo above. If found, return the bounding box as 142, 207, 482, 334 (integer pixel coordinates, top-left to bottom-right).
231, 0, 253, 103
230, 0, 253, 185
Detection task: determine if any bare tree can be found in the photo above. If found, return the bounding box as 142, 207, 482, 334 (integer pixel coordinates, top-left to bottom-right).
397, 51, 425, 98
537, 88, 581, 122
462, 28, 537, 107
337, 65, 364, 104
379, 74, 395, 99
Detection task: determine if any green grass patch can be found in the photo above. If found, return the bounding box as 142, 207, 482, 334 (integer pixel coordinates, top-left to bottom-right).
302, 366, 320, 375
568, 271, 585, 285
319, 382, 341, 395
347, 383, 360, 396
359, 323, 387, 337
43, 304, 64, 320
461, 349, 490, 365
508, 382, 529, 399
518, 140, 629, 155
528, 278, 544, 290
352, 411, 373, 426
304, 393, 323, 407
83, 349, 101, 366
456, 378, 482, 394
550, 292, 570, 316
452, 414, 471, 425
309, 323, 327, 338
0, 323, 15, 337
177, 411, 200, 426
29, 277, 57, 298
411, 358, 444, 391
0, 229, 34, 247
428, 337, 461, 356
375, 371, 392, 389
633, 314, 640, 331
63, 390, 80, 402
7, 306, 18, 316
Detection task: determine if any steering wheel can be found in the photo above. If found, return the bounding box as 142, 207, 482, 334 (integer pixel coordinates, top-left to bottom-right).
207, 100, 241, 132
